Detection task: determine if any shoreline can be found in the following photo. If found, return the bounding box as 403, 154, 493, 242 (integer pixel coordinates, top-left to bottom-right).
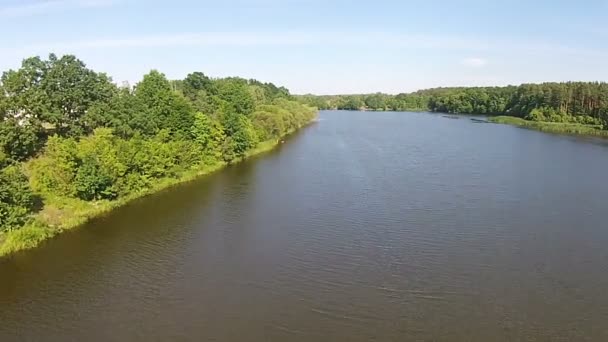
487, 116, 608, 137
330, 110, 608, 137
0, 120, 316, 258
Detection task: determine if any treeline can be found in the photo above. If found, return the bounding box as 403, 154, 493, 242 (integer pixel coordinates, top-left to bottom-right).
296, 93, 428, 112
0, 54, 316, 233
297, 82, 608, 126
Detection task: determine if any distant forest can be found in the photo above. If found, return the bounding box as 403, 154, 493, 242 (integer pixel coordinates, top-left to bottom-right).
297, 82, 608, 126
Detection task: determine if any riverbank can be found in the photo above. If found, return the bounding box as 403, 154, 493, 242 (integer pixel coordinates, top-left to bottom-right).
488, 116, 608, 137
0, 121, 315, 258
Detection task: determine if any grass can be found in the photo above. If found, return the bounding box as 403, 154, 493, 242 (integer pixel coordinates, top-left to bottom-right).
0, 122, 314, 258
488, 116, 608, 137
0, 162, 228, 257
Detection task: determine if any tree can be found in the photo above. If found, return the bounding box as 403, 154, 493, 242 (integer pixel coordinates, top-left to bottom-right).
337, 96, 365, 110
215, 78, 256, 116
135, 70, 196, 137
84, 87, 155, 137
300, 82, 608, 127
182, 72, 214, 101
364, 93, 387, 110
191, 112, 225, 162
0, 119, 43, 162
251, 107, 286, 141
1, 54, 116, 137
222, 112, 258, 159
74, 155, 116, 201
0, 165, 35, 231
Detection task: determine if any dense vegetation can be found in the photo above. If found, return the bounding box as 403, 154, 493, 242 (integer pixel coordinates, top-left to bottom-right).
297, 82, 608, 128
487, 116, 608, 136
0, 54, 316, 254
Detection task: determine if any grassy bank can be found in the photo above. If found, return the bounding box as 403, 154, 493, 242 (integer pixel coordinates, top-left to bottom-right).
0, 124, 311, 258
488, 116, 608, 137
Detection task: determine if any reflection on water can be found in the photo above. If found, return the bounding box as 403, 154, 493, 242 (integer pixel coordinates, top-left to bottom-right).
1, 111, 608, 341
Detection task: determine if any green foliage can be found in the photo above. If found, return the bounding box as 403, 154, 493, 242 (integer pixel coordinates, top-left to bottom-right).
246, 79, 291, 101
251, 107, 287, 141
28, 135, 79, 197
181, 72, 214, 101
489, 116, 608, 136
297, 93, 429, 112
191, 112, 225, 162
222, 113, 258, 159
135, 70, 196, 137
251, 100, 317, 141
0, 118, 43, 163
337, 96, 365, 110
364, 93, 387, 110
296, 95, 334, 110
1, 54, 116, 137
525, 106, 603, 125
215, 78, 256, 116
0, 53, 317, 237
422, 87, 512, 115
72, 129, 122, 200
298, 82, 608, 129
74, 156, 116, 201
526, 108, 547, 121
84, 88, 154, 137
0, 166, 35, 231
0, 222, 54, 256
29, 128, 207, 201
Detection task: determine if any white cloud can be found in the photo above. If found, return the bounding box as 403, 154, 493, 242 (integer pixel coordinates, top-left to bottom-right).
461, 57, 487, 67
0, 0, 119, 17
1, 32, 486, 51
0, 31, 606, 61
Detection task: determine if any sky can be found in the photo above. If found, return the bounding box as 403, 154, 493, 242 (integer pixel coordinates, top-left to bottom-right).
0, 0, 607, 94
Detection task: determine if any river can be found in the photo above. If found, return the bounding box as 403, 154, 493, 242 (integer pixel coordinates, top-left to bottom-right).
1, 110, 608, 341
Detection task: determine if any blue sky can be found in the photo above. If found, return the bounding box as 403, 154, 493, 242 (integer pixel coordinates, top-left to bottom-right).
0, 0, 607, 94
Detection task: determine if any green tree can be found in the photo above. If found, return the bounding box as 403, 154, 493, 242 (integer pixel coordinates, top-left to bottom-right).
74, 156, 116, 201
135, 70, 196, 137
191, 112, 225, 162
182, 72, 214, 101
364, 93, 387, 110
29, 135, 79, 197
222, 112, 258, 159
337, 96, 364, 110
0, 165, 35, 231
1, 54, 116, 137
215, 78, 256, 116
0, 119, 43, 162
84, 87, 155, 137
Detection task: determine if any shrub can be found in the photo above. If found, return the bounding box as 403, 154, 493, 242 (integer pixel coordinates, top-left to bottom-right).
0, 166, 35, 231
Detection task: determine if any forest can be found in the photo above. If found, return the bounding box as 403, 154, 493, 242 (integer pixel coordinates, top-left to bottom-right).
0, 54, 316, 253
297, 82, 608, 127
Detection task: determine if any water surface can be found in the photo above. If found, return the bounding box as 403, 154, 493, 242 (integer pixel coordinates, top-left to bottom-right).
2, 111, 608, 341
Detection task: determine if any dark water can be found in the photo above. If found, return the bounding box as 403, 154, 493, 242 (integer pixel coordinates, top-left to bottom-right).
2, 110, 608, 341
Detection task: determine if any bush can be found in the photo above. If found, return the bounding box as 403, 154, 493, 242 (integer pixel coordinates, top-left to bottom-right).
28, 136, 79, 197
0, 119, 43, 162
526, 108, 546, 121
28, 128, 214, 201
0, 166, 35, 231
74, 156, 117, 200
